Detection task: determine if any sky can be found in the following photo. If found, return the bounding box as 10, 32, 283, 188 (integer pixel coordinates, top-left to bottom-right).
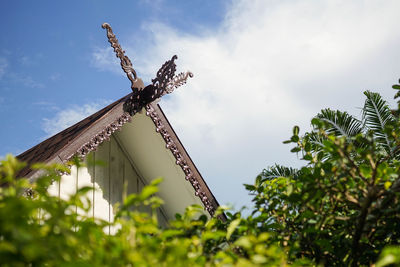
1, 0, 400, 210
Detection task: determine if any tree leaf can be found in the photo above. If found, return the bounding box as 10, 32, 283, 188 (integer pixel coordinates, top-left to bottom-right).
226, 218, 241, 240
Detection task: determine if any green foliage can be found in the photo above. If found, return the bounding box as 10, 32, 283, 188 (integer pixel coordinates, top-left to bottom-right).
0, 155, 297, 266
3, 79, 400, 266
376, 246, 400, 267
393, 79, 400, 102
316, 109, 362, 138
362, 91, 395, 155
245, 82, 400, 266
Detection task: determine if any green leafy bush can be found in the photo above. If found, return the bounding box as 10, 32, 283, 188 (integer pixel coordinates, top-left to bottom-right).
0, 155, 297, 266
245, 84, 400, 266
3, 80, 400, 266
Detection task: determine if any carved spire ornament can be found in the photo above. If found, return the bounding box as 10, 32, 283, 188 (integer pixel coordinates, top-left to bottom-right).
99, 23, 217, 215
101, 23, 144, 92
101, 23, 193, 115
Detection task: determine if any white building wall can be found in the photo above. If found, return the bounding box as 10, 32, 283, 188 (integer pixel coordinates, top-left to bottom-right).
48, 135, 168, 232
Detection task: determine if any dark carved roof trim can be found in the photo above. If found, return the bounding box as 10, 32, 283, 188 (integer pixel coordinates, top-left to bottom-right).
145, 103, 219, 215
69, 112, 131, 161
17, 94, 130, 177
16, 94, 220, 216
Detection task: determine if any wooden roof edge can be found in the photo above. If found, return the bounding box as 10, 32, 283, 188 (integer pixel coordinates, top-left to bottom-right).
15, 92, 223, 218
58, 100, 131, 162
16, 93, 132, 177
146, 103, 224, 218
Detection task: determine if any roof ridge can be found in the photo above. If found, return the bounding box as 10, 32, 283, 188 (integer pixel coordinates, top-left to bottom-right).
16, 93, 132, 177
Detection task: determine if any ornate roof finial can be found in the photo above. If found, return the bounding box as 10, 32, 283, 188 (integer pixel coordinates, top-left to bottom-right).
99, 24, 211, 214
102, 23, 144, 92
152, 55, 194, 94
101, 23, 193, 115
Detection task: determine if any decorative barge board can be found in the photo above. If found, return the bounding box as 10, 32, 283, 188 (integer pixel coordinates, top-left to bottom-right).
16, 23, 222, 227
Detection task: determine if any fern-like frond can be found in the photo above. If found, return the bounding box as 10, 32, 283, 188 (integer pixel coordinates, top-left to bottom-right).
362, 91, 395, 155
316, 109, 362, 137
261, 164, 300, 180
304, 131, 326, 155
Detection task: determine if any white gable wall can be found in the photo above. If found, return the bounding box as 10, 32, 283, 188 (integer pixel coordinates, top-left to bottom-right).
48, 136, 168, 232
115, 111, 205, 219
47, 110, 205, 230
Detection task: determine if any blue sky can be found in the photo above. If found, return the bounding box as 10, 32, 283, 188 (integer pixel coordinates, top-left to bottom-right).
0, 0, 226, 153
1, 0, 400, 209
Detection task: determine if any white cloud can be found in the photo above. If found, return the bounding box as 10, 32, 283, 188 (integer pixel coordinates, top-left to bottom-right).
91, 46, 122, 74
42, 100, 111, 137
91, 0, 400, 208
19, 56, 31, 66
7, 72, 45, 88
139, 0, 164, 10
49, 73, 61, 81
19, 75, 45, 88
0, 57, 7, 79
32, 101, 59, 111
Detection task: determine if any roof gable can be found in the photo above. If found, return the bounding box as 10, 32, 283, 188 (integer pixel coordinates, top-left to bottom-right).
16, 23, 221, 217
17, 94, 130, 177
17, 96, 220, 215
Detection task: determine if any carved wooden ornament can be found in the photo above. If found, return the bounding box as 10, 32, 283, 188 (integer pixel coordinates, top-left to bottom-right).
98, 24, 216, 214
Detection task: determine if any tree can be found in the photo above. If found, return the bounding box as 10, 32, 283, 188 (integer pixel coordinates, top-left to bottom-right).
3, 80, 400, 266
0, 155, 297, 266
245, 82, 400, 266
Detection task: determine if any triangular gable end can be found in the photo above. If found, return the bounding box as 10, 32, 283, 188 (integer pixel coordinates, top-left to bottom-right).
16, 23, 221, 222
17, 96, 220, 220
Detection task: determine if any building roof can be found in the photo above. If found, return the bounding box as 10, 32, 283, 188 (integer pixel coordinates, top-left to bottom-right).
17, 93, 220, 215
17, 94, 129, 177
